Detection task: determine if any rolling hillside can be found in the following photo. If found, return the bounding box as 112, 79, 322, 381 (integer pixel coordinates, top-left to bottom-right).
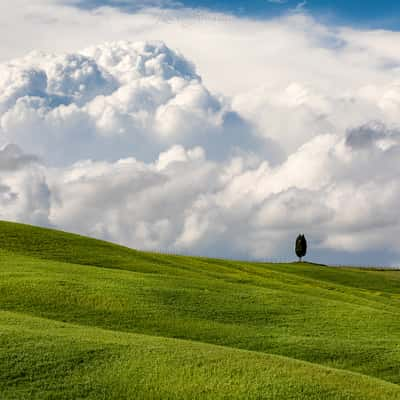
0, 221, 399, 399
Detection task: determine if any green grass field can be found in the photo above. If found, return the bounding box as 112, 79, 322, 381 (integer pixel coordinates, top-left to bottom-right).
0, 221, 399, 399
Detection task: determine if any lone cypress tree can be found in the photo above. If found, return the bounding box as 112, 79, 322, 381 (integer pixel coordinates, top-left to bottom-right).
295, 234, 307, 262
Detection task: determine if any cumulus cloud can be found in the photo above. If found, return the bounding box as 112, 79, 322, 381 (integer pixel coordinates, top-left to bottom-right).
44, 129, 400, 262
0, 144, 51, 226
1, 3, 400, 264
0, 41, 264, 165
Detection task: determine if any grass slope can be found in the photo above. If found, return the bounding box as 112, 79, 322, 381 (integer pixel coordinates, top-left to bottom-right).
0, 221, 399, 399
2, 311, 400, 400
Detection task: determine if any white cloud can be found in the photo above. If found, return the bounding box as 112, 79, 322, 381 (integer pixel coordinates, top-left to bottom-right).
0, 144, 51, 226
42, 127, 400, 262
0, 41, 255, 165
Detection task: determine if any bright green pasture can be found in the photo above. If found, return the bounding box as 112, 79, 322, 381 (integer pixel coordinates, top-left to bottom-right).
0, 221, 399, 399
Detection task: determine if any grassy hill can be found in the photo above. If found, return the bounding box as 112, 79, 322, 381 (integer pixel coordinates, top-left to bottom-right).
0, 221, 399, 399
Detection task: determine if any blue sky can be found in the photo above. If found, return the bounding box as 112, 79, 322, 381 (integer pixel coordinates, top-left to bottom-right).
2, 0, 400, 265
76, 0, 400, 30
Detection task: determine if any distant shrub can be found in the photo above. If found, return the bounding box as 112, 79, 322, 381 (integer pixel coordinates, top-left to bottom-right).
295, 234, 307, 262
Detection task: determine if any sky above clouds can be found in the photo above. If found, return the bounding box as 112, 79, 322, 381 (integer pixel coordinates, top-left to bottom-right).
71, 0, 400, 29
1, 0, 400, 266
